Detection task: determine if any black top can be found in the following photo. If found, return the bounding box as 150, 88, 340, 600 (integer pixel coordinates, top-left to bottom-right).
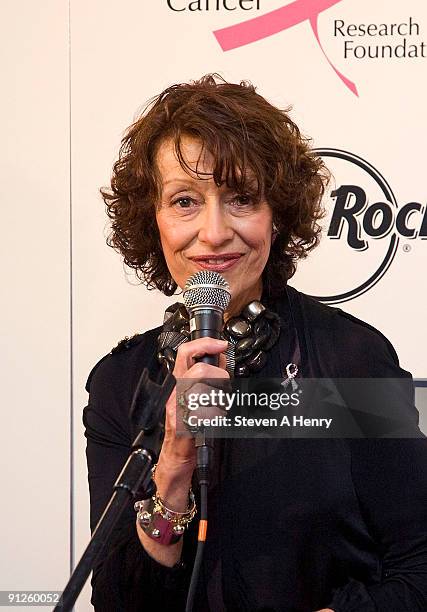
83, 286, 427, 611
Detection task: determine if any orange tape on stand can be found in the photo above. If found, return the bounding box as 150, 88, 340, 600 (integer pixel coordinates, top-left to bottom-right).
198, 520, 208, 542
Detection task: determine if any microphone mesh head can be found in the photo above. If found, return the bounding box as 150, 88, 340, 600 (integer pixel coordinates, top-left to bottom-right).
183, 270, 231, 312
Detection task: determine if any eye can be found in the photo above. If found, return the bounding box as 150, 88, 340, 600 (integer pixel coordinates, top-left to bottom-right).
230, 193, 256, 207
236, 194, 252, 205
170, 196, 201, 214
173, 196, 194, 208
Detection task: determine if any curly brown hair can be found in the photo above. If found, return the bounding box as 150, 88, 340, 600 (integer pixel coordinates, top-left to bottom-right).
101, 74, 329, 297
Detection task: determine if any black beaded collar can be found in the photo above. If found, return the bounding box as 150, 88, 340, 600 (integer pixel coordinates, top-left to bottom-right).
157, 300, 281, 377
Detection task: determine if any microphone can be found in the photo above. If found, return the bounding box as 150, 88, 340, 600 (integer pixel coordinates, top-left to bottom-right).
183, 270, 231, 365
182, 270, 231, 485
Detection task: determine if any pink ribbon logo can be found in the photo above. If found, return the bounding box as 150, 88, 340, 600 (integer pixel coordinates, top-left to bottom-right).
213, 0, 358, 96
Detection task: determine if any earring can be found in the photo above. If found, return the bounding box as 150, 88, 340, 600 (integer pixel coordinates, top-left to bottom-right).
272, 224, 279, 242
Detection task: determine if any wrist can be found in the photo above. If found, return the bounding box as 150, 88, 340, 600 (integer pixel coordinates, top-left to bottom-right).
135, 488, 196, 546
155, 455, 195, 511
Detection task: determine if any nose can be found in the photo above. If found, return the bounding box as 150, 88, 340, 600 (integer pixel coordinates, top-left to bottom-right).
197, 199, 234, 247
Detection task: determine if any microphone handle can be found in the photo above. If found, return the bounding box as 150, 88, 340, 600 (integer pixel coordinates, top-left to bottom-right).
190, 307, 223, 366
189, 306, 222, 480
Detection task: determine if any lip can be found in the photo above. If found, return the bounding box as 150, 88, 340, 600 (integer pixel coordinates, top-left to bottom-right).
189, 253, 243, 272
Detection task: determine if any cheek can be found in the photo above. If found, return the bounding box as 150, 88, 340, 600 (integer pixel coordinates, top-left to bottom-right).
156, 216, 178, 255
157, 214, 194, 252
243, 208, 272, 249
245, 220, 272, 252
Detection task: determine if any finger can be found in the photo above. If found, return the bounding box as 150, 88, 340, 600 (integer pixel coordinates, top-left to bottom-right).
183, 382, 212, 397
176, 365, 230, 415
165, 388, 177, 424
162, 392, 197, 462
174, 338, 228, 376
185, 361, 230, 380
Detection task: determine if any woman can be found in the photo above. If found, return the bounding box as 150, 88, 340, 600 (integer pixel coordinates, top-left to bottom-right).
83, 75, 427, 611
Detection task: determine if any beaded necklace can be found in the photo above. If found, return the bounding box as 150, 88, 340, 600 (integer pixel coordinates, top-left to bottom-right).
157, 300, 281, 377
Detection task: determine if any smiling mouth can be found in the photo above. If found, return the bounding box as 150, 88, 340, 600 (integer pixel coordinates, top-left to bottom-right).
189, 253, 243, 271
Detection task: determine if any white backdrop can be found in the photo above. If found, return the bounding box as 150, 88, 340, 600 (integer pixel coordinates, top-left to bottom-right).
1, 1, 426, 610
1, 1, 70, 609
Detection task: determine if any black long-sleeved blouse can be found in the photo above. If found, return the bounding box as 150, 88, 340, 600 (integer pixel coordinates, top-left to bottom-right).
83, 286, 427, 611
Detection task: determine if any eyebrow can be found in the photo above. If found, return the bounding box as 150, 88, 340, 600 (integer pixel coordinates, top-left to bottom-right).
162, 176, 259, 188
162, 177, 201, 186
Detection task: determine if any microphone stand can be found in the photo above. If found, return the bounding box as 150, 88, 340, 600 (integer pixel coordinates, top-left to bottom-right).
55, 369, 175, 612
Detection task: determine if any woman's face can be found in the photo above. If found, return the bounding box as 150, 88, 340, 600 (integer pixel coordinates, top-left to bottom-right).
155, 136, 273, 315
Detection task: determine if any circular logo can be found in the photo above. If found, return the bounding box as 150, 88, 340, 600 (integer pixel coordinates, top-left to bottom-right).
293, 148, 399, 304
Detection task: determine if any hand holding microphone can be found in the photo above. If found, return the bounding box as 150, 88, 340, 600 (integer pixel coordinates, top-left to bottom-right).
151, 271, 231, 503
136, 271, 230, 568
